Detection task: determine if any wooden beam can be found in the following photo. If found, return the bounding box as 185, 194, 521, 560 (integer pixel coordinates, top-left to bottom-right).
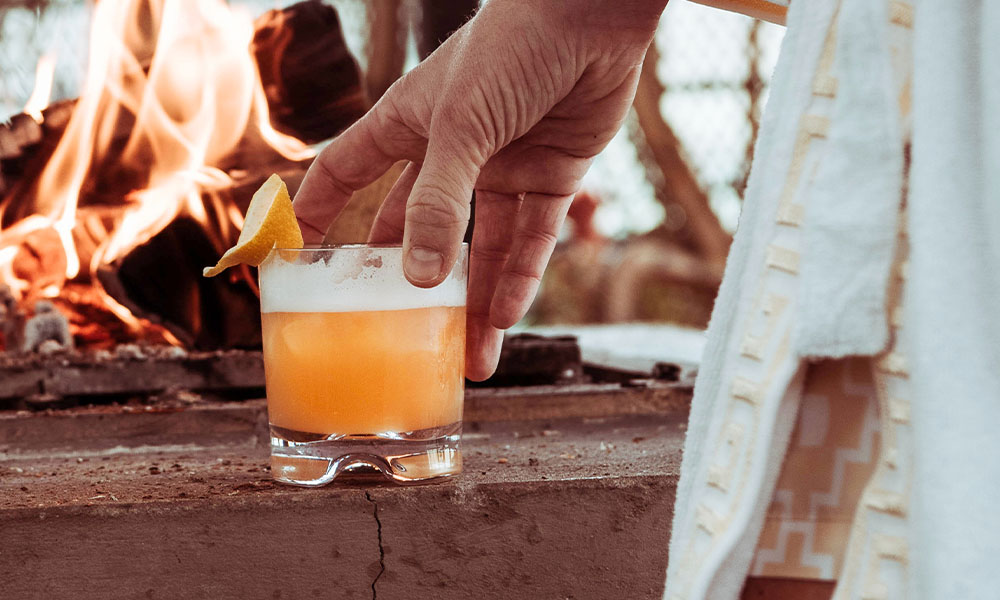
631, 43, 733, 267
365, 0, 407, 103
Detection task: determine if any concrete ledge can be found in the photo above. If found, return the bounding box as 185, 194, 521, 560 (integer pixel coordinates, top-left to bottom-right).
0, 381, 691, 459
1, 411, 686, 599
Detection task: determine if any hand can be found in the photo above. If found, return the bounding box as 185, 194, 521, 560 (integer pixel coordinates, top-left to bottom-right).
293, 0, 666, 380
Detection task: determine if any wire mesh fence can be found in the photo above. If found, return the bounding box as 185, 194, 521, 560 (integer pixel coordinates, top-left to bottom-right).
655, 1, 784, 231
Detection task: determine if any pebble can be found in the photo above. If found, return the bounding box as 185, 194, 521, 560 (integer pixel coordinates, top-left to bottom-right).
114, 344, 146, 360
162, 346, 187, 359
37, 340, 65, 355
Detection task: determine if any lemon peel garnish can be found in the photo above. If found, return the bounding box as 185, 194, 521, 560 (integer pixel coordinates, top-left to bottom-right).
203, 174, 303, 277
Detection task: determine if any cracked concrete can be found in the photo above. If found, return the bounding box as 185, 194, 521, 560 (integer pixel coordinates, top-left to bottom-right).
365, 491, 385, 600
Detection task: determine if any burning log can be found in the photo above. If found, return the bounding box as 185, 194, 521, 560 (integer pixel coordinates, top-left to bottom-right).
0, 101, 76, 202
51, 283, 177, 350
0, 114, 42, 160
1, 2, 363, 198
252, 0, 368, 144
111, 217, 264, 349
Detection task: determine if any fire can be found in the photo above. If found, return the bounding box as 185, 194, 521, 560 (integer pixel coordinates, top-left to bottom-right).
23, 54, 56, 124
0, 0, 316, 348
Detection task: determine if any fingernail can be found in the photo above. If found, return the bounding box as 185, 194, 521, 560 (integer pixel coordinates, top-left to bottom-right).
405, 247, 443, 284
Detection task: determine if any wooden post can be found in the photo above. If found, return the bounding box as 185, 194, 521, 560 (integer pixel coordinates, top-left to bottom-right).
631, 43, 733, 268
365, 0, 407, 103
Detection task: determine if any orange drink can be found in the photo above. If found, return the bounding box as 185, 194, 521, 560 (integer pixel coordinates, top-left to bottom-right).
262, 307, 465, 434
259, 245, 467, 486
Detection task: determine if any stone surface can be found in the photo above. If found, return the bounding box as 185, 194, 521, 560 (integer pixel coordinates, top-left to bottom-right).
0, 381, 690, 459
0, 335, 593, 405
0, 414, 686, 599
0, 349, 265, 402
0, 364, 691, 598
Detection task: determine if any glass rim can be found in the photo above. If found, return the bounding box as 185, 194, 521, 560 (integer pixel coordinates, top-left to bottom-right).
272, 242, 470, 252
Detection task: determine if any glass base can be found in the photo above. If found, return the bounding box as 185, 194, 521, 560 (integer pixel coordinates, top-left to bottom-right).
269, 421, 462, 486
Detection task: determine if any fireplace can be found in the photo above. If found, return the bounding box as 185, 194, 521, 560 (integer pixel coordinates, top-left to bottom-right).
0, 0, 366, 356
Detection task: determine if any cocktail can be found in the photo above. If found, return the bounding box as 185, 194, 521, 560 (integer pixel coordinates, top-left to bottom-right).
259, 245, 467, 485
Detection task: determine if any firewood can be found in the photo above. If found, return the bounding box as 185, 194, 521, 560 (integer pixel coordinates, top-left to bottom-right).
37, 99, 75, 132
0, 125, 20, 160
252, 0, 367, 144
0, 114, 41, 160
112, 217, 262, 350
0, 100, 78, 226
2, 0, 363, 198
0, 101, 71, 164
9, 114, 41, 150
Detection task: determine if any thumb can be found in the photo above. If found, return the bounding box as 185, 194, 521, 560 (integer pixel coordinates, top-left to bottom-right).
402, 134, 482, 287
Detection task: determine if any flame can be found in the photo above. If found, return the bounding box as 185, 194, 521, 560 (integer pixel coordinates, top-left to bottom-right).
0, 0, 316, 348
253, 81, 316, 162
23, 54, 56, 123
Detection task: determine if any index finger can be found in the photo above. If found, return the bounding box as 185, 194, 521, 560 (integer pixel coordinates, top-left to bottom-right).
293, 103, 426, 244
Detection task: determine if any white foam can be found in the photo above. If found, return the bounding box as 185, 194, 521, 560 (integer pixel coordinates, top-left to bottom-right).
259, 247, 467, 313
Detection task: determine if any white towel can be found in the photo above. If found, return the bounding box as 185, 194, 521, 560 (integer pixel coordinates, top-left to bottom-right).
795, 0, 902, 359
906, 0, 1000, 597
664, 0, 839, 596
664, 0, 1000, 598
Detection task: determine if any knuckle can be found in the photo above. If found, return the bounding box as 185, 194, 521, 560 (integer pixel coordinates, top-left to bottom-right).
407, 183, 471, 228
515, 226, 559, 248
470, 246, 509, 264
406, 201, 468, 232
313, 150, 355, 197
372, 219, 405, 242
502, 268, 544, 285
433, 95, 495, 162
373, 106, 426, 156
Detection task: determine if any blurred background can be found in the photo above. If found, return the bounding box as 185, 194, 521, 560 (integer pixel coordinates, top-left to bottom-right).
0, 0, 784, 349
